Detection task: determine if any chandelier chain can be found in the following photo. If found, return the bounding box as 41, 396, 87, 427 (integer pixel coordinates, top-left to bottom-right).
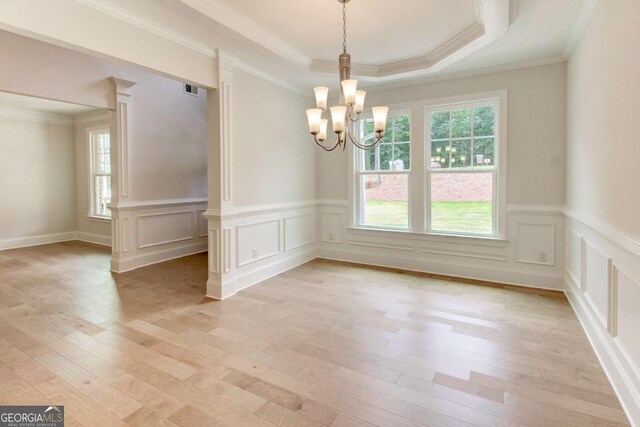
342, 1, 347, 53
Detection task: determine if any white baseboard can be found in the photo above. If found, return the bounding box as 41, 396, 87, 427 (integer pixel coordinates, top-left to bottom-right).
0, 231, 78, 251
75, 231, 111, 247
207, 247, 318, 300
111, 242, 208, 273
318, 247, 564, 291
565, 276, 640, 427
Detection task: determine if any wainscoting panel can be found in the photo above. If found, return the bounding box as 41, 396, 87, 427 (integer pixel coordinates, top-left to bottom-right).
321, 212, 344, 244
614, 266, 640, 377
284, 213, 315, 251
565, 211, 640, 426
110, 199, 208, 273
236, 219, 280, 267
515, 223, 555, 265
317, 201, 565, 290
137, 211, 193, 249
566, 228, 582, 284
204, 202, 318, 299
583, 241, 611, 329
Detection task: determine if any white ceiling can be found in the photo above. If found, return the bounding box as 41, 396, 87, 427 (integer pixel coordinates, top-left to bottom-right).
213, 0, 479, 66
0, 91, 100, 115
443, 0, 590, 74
71, 0, 595, 91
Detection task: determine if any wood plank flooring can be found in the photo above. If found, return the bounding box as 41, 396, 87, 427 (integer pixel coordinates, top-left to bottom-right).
0, 241, 629, 426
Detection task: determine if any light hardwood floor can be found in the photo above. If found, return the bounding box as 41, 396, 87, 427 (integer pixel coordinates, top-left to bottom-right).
0, 241, 629, 426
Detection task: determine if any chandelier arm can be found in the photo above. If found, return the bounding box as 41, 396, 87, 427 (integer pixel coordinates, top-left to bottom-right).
347, 109, 360, 123
346, 127, 382, 151
313, 133, 343, 151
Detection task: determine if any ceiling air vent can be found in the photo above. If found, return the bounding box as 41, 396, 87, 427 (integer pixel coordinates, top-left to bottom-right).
184, 84, 199, 96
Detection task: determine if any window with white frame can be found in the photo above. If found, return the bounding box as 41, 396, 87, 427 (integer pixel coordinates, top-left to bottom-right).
350, 92, 505, 238
355, 111, 411, 229
89, 128, 112, 218
427, 101, 498, 236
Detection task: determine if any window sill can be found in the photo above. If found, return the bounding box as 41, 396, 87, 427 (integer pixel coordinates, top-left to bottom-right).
87, 215, 111, 223
347, 226, 508, 247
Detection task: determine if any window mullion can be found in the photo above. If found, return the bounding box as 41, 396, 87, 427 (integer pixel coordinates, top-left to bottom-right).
470, 107, 475, 168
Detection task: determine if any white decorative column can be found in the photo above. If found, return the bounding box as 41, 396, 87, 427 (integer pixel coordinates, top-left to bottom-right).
109, 77, 136, 273
203, 52, 236, 299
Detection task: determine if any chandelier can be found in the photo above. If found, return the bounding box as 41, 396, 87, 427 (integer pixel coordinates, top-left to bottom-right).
305, 0, 389, 151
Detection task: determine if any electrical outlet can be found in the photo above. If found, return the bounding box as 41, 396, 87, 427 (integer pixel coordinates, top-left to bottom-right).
538, 251, 548, 263
252, 248, 258, 259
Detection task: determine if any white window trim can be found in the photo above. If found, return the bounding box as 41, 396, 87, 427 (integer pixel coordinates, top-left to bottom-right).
348, 89, 508, 240
87, 126, 112, 220
353, 109, 412, 231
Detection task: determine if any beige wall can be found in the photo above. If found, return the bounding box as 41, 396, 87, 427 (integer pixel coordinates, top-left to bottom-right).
231, 70, 316, 207
567, 0, 640, 239
318, 62, 567, 206
0, 115, 75, 241
0, 30, 208, 203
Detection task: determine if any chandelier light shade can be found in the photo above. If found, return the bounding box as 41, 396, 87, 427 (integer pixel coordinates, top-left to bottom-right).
372, 106, 390, 132
354, 90, 366, 114
314, 86, 329, 110
305, 0, 389, 151
306, 108, 322, 134
341, 79, 358, 105
318, 119, 328, 142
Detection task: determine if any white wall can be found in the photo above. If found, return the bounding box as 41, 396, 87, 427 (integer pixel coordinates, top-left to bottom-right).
231, 70, 316, 207
0, 110, 75, 247
565, 1, 640, 425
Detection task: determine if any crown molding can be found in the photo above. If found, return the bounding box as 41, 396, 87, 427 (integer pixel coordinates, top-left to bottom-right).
74, 0, 217, 57
0, 105, 73, 125
359, 55, 567, 94
230, 59, 311, 98
176, 0, 310, 68
308, 0, 509, 81
309, 22, 486, 81
563, 0, 600, 58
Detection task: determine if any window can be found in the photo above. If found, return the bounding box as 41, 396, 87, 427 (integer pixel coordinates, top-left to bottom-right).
427, 101, 498, 236
355, 112, 411, 229
89, 128, 111, 218
349, 91, 506, 238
